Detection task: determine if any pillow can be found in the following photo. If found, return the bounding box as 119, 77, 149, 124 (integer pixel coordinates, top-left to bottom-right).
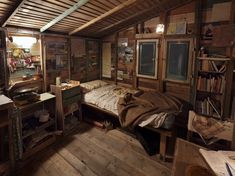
80, 80, 108, 93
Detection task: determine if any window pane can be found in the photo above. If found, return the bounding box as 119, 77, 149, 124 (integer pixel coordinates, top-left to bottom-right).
166, 41, 189, 80
138, 42, 156, 76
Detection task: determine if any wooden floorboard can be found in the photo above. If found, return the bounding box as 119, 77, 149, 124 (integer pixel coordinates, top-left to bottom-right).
17, 122, 172, 176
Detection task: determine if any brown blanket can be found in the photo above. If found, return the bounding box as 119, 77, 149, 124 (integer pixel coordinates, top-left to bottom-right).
117, 91, 183, 127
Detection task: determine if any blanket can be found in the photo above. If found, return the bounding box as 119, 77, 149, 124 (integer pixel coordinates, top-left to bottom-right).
117, 91, 183, 128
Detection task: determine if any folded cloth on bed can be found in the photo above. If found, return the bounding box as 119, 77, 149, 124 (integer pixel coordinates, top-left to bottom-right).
80, 80, 108, 92
118, 91, 182, 128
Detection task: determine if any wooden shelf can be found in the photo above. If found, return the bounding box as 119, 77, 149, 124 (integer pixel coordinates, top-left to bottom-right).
18, 93, 55, 110
22, 119, 55, 139
198, 70, 224, 75
22, 135, 56, 160
196, 90, 222, 96
198, 57, 230, 61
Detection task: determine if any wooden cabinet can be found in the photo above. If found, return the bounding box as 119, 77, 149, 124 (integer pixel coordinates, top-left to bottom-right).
50, 81, 81, 134
17, 93, 56, 160
0, 95, 14, 175
193, 57, 233, 119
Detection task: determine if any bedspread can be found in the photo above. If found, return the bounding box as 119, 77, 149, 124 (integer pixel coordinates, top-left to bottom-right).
83, 84, 140, 115
118, 91, 183, 128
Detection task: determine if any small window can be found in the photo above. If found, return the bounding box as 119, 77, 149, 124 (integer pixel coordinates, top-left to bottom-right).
165, 40, 192, 82
136, 39, 159, 79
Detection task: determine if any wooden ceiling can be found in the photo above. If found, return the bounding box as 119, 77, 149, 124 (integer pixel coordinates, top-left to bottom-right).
0, 0, 193, 38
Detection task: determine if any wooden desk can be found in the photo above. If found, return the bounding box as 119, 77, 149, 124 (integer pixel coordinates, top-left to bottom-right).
17, 93, 56, 160
172, 138, 214, 176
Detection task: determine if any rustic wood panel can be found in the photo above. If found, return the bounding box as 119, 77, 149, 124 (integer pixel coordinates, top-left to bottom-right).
164, 82, 191, 102
1, 0, 194, 37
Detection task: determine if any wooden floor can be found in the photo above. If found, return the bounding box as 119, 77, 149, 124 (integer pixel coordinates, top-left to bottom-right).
17, 122, 172, 176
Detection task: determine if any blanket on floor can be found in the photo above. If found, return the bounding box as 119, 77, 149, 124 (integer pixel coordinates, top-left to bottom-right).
117, 91, 183, 128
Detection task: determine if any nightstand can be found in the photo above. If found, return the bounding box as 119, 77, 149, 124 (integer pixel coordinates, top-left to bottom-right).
50, 80, 81, 135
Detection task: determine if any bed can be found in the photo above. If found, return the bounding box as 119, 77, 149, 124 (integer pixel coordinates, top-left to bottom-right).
80, 80, 190, 159
81, 80, 183, 130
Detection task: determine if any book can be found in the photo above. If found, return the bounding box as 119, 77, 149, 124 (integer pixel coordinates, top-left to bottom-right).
199, 149, 235, 176
211, 61, 219, 72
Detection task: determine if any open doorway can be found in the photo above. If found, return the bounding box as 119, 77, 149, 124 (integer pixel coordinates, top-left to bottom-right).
6, 34, 42, 84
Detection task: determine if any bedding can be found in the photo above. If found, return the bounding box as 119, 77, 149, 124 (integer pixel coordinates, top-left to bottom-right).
83, 84, 140, 115
82, 80, 183, 129
118, 91, 182, 128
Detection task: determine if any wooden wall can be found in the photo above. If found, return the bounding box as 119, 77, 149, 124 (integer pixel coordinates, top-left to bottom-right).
101, 0, 235, 104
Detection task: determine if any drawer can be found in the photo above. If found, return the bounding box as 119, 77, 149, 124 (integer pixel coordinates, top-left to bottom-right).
63, 94, 81, 106
62, 86, 80, 99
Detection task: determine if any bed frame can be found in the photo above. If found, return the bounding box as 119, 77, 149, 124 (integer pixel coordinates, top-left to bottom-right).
81, 101, 176, 161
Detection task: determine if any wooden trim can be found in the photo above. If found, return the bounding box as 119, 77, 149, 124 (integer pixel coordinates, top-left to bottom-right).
40, 0, 89, 32
135, 33, 162, 39
69, 0, 137, 35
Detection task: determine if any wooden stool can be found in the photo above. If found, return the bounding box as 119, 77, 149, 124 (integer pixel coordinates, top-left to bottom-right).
185, 165, 214, 176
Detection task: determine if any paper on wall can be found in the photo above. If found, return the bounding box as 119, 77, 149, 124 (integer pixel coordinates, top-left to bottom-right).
211, 2, 231, 22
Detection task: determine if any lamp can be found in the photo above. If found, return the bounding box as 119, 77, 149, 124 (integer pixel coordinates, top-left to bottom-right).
156, 24, 164, 34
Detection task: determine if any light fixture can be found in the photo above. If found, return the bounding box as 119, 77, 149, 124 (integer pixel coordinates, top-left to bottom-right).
156, 24, 165, 34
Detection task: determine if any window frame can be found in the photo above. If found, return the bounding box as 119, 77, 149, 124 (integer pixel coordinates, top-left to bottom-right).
163, 38, 194, 83
136, 39, 159, 79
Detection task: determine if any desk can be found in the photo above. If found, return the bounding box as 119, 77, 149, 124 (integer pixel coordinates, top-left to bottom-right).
172, 138, 214, 176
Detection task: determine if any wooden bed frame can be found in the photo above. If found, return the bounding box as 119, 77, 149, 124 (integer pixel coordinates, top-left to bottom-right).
81, 101, 176, 161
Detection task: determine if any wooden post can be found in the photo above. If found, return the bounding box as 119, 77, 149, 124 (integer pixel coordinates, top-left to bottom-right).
115, 32, 119, 85
158, 12, 168, 92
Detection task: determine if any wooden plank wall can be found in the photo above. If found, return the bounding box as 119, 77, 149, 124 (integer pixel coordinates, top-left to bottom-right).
101, 0, 234, 105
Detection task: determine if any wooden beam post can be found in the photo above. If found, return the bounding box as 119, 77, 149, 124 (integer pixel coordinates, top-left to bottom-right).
69, 0, 137, 35
40, 0, 89, 32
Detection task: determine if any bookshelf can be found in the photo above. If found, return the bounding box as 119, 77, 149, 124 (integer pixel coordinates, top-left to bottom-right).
193, 57, 233, 119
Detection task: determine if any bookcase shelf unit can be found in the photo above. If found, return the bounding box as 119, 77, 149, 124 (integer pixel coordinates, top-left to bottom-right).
193, 57, 233, 119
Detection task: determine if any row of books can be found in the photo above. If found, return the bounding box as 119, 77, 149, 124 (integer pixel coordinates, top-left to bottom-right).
195, 97, 221, 118
200, 60, 226, 72
197, 75, 225, 93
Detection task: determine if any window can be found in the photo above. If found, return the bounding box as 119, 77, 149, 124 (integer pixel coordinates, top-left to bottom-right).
136, 39, 159, 79
165, 39, 193, 82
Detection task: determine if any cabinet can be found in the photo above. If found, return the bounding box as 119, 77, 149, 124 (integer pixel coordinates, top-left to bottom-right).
50, 81, 81, 134
193, 57, 233, 119
0, 95, 14, 175
17, 93, 56, 160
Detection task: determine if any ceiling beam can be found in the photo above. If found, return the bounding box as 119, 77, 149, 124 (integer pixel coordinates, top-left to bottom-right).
96, 6, 160, 34
40, 0, 89, 32
2, 0, 27, 27
69, 0, 137, 35
97, 0, 194, 37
